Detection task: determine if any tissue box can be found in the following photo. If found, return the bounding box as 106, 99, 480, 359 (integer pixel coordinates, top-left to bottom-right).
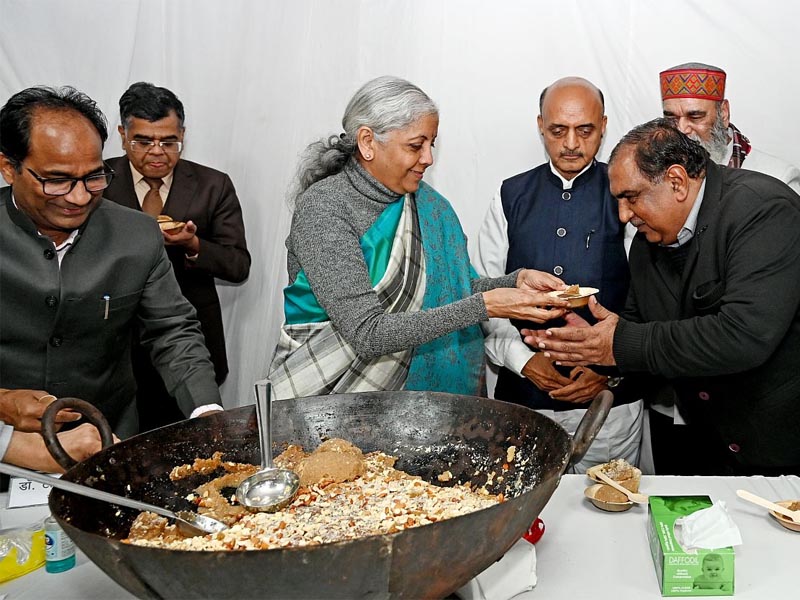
647, 496, 734, 596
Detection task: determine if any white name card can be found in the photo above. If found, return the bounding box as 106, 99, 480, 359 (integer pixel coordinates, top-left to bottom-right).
7, 475, 59, 508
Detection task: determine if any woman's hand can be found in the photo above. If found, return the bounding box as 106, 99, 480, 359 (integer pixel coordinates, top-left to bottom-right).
516, 269, 565, 292
5, 423, 119, 473
56, 424, 119, 467
482, 288, 568, 324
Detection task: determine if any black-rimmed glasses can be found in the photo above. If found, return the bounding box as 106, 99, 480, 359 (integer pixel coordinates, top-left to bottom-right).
128, 140, 183, 154
26, 167, 115, 196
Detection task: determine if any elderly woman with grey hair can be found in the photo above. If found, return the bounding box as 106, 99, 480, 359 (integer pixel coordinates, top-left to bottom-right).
270, 76, 567, 399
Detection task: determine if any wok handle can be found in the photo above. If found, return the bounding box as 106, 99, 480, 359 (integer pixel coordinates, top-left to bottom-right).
41, 397, 116, 470
568, 390, 613, 466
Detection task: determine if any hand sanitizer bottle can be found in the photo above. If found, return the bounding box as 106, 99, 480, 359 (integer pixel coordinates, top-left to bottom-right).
44, 515, 76, 573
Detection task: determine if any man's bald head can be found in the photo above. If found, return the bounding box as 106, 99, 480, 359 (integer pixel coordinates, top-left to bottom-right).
537, 76, 607, 180
539, 77, 605, 114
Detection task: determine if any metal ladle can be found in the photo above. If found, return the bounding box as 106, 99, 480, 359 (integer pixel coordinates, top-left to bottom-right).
235, 379, 300, 512
0, 462, 228, 537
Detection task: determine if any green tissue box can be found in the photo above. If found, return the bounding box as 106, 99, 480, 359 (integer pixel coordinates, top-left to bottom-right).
647, 496, 734, 596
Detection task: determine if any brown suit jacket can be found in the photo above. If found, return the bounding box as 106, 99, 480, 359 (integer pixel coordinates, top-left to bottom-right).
104, 157, 250, 380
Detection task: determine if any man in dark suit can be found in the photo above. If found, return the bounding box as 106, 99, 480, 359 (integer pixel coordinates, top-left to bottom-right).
527, 118, 800, 475
104, 82, 250, 431
0, 86, 221, 471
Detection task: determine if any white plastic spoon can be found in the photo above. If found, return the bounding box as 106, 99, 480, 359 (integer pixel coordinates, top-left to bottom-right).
736, 489, 800, 523
595, 471, 649, 504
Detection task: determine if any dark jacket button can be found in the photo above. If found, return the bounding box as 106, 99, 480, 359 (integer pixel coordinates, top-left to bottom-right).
49, 336, 63, 347
43, 248, 55, 260
45, 296, 58, 308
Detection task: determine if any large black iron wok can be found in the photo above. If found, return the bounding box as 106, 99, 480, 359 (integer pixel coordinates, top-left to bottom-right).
47, 390, 611, 599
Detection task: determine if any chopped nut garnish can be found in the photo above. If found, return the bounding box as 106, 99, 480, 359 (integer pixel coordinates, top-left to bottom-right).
124, 447, 500, 551
506, 446, 517, 464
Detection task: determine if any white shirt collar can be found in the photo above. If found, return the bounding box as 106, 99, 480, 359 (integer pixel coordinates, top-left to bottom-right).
667, 177, 707, 248
548, 160, 594, 190
130, 161, 174, 207
129, 161, 175, 187
11, 191, 79, 265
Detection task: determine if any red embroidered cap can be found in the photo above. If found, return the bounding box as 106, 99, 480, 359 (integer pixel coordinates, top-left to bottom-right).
660, 66, 726, 101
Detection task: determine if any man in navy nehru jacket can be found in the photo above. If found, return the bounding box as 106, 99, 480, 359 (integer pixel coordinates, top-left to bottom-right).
476, 77, 639, 472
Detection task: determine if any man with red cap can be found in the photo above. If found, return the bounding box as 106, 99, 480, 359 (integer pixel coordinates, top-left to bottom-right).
660, 62, 800, 192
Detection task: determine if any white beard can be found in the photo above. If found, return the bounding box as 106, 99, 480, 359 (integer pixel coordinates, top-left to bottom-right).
691, 113, 730, 164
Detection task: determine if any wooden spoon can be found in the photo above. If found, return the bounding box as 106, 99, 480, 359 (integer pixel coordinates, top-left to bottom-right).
595, 471, 649, 504
736, 489, 800, 523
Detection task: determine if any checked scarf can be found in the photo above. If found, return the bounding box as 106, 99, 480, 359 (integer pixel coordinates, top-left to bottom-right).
270, 181, 485, 400
270, 193, 426, 400
728, 124, 752, 169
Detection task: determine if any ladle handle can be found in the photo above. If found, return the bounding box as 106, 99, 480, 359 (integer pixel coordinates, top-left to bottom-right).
569, 390, 613, 466
736, 489, 800, 521
0, 462, 180, 521
254, 379, 274, 469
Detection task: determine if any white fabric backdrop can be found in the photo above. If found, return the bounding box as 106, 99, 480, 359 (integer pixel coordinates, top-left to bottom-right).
2, 0, 798, 408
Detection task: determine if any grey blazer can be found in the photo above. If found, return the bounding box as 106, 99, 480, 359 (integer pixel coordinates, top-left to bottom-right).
0, 187, 220, 437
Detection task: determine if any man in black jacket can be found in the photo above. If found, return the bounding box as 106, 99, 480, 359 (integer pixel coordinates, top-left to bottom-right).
527, 118, 800, 475
104, 82, 250, 430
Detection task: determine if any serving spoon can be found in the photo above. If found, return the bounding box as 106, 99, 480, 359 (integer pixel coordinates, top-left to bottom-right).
736, 489, 800, 523
235, 379, 300, 512
595, 471, 649, 504
0, 462, 228, 537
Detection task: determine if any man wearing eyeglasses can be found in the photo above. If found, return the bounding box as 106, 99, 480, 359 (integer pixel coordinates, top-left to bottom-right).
104, 82, 250, 431
0, 86, 222, 472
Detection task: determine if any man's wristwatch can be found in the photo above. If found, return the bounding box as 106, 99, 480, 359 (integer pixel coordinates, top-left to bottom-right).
606, 376, 623, 389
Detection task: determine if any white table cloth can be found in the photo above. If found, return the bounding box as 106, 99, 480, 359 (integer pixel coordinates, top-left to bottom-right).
1, 474, 797, 599
531, 474, 800, 599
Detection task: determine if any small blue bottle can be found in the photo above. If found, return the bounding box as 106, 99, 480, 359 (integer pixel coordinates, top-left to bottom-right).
44, 515, 76, 573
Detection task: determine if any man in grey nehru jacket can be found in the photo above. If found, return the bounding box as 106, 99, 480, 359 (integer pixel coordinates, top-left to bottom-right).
0, 86, 221, 472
